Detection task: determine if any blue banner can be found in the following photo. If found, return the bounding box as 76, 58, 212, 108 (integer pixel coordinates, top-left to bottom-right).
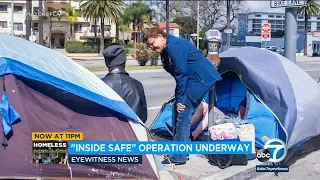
68, 141, 252, 155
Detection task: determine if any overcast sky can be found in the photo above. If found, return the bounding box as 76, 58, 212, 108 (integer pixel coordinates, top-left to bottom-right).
246, 1, 285, 13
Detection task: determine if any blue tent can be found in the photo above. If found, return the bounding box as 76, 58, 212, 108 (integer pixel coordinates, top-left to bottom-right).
0, 33, 174, 179
150, 47, 320, 165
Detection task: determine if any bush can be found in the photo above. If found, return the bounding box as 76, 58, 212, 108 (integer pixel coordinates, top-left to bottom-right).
135, 44, 149, 66
149, 50, 159, 66
127, 42, 135, 48
65, 41, 99, 53
125, 48, 131, 55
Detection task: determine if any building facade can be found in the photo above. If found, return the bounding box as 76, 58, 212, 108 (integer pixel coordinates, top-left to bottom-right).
0, 0, 117, 48
243, 12, 320, 35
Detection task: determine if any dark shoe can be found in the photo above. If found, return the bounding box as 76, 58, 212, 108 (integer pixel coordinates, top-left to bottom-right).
161, 159, 186, 166
164, 155, 189, 161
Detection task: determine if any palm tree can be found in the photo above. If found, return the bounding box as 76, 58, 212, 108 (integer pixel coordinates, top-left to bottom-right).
298, 0, 320, 55
122, 2, 153, 43
61, 7, 81, 41
38, 0, 44, 45
80, 0, 124, 53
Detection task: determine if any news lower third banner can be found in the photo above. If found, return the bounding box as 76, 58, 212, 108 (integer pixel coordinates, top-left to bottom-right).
68, 141, 252, 155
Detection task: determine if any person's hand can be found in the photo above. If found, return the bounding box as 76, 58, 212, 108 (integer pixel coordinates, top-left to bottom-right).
177, 103, 186, 113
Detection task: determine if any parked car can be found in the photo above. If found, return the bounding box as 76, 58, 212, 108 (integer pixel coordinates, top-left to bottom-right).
276, 48, 284, 55
312, 51, 320, 57
266, 46, 278, 52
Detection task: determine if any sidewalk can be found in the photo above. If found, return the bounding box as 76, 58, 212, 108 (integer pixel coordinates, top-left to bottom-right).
163, 149, 320, 180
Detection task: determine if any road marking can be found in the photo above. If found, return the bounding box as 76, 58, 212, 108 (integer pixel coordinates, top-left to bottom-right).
305, 68, 320, 72
147, 106, 162, 110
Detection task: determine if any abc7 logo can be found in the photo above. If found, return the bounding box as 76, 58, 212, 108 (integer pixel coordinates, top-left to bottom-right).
257, 138, 287, 163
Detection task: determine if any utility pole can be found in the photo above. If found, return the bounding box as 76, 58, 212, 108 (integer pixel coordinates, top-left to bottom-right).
11, 0, 14, 35
284, 7, 297, 64
166, 0, 169, 35
197, 1, 199, 49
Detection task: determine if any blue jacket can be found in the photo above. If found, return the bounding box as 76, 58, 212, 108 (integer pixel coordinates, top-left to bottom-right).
160, 34, 222, 105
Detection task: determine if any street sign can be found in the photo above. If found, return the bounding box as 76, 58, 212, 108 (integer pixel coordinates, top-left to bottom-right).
270, 0, 306, 8
261, 23, 271, 41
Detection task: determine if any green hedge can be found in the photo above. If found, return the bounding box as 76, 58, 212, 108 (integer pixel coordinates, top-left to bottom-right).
65, 41, 99, 53
65, 41, 124, 53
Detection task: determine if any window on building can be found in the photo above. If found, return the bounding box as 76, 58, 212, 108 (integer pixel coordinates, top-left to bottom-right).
308, 26, 311, 30
253, 24, 261, 28
253, 19, 262, 23
276, 20, 283, 24
276, 25, 283, 29
298, 21, 304, 26
61, 8, 66, 12
268, 20, 275, 24
74, 24, 82, 32
268, 15, 274, 18
0, 21, 7, 28
317, 22, 320, 30
33, 23, 39, 30
104, 25, 111, 31
47, 7, 54, 12
13, 23, 23, 31
0, 5, 7, 12
14, 6, 23, 13
276, 15, 282, 18
298, 15, 304, 19
33, 7, 39, 13
255, 14, 261, 17
298, 26, 304, 30
169, 29, 174, 34
317, 16, 320, 20
91, 25, 100, 33
308, 22, 311, 26
253, 29, 260, 32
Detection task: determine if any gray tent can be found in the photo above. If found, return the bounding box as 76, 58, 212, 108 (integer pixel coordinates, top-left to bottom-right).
218, 47, 320, 164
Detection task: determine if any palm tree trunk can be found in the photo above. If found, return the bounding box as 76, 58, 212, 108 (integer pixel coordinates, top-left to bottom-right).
70, 24, 73, 41
116, 21, 119, 42
25, 0, 32, 40
94, 18, 97, 44
123, 31, 125, 47
304, 8, 308, 56
38, 0, 44, 45
49, 18, 52, 48
100, 18, 105, 53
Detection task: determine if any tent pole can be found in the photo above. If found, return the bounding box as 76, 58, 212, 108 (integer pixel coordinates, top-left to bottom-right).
208, 85, 215, 141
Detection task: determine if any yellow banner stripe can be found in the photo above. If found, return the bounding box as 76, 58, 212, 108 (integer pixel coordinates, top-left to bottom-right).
32, 132, 83, 141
